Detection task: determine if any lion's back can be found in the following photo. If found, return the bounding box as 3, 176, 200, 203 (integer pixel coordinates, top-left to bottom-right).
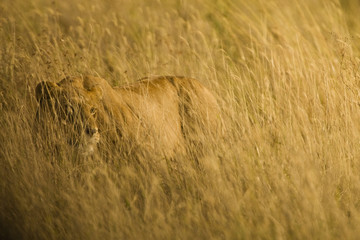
110, 76, 222, 156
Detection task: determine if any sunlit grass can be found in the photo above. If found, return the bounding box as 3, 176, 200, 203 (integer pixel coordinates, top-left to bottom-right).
1, 0, 360, 239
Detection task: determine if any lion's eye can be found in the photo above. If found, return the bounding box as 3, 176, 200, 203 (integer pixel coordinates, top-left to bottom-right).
90, 107, 97, 116
67, 105, 74, 115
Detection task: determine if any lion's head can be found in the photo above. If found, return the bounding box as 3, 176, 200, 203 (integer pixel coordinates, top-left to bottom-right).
35, 76, 103, 156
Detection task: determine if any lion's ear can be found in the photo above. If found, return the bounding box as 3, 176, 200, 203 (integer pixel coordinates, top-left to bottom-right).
89, 86, 103, 101
83, 76, 101, 90
35, 81, 61, 102
83, 76, 103, 101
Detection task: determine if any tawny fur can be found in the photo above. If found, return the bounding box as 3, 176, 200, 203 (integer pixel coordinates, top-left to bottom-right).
35, 75, 221, 158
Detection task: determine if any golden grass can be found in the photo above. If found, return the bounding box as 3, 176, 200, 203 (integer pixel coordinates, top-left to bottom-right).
1, 0, 360, 239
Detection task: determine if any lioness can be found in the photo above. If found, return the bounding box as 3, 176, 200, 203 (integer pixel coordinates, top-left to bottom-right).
35, 75, 221, 158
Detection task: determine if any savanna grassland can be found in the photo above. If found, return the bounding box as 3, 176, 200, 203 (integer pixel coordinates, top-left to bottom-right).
2, 0, 360, 239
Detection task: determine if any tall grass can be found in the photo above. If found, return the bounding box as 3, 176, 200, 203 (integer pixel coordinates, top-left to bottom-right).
1, 0, 360, 239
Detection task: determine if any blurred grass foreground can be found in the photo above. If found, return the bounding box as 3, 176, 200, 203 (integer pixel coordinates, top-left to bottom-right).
2, 0, 360, 239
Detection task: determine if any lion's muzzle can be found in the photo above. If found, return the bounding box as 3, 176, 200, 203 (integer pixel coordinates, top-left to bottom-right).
80, 127, 100, 157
